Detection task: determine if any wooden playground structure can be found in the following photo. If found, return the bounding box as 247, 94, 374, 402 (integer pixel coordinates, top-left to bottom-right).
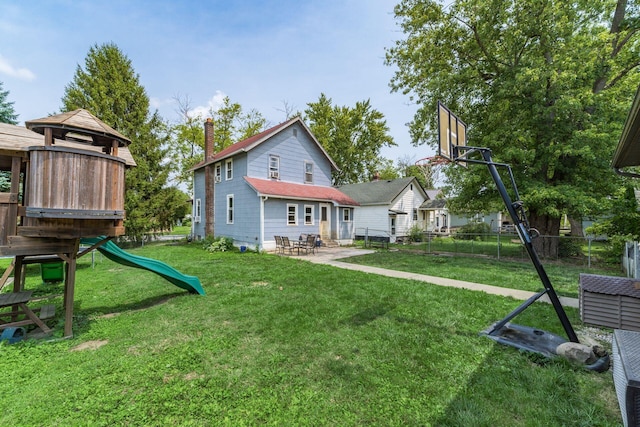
0, 109, 135, 337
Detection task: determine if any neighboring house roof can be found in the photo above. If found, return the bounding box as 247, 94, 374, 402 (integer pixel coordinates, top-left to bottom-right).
421, 199, 447, 209
192, 116, 339, 171
426, 189, 442, 200
339, 177, 425, 206
245, 177, 359, 206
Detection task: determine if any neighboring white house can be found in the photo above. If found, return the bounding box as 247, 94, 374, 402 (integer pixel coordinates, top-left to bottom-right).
339, 177, 428, 243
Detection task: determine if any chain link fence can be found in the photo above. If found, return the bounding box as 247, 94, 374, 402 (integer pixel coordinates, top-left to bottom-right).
400, 232, 609, 268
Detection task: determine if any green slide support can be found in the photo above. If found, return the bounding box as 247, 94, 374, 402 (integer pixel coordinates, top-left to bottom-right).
81, 238, 205, 295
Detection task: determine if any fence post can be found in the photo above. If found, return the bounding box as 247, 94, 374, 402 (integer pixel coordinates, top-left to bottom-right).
587, 236, 591, 269
497, 233, 500, 260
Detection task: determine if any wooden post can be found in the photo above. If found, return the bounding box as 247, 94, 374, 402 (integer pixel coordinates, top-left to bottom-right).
61, 239, 80, 337
44, 128, 53, 146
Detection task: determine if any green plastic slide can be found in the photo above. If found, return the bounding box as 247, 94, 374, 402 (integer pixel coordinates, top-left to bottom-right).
81, 238, 205, 295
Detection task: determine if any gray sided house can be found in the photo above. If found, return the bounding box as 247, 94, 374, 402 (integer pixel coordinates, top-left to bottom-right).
191, 117, 358, 251
339, 177, 428, 243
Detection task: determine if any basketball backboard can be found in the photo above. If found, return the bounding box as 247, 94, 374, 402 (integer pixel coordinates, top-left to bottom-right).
437, 101, 466, 163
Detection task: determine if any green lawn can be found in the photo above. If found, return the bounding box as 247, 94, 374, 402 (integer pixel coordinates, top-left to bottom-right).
340, 250, 623, 298
0, 243, 622, 426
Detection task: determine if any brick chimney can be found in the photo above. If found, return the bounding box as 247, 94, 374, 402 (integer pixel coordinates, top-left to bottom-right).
204, 118, 214, 161
204, 118, 215, 237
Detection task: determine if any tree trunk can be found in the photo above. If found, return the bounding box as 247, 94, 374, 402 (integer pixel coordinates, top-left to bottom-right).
568, 216, 584, 237
528, 213, 561, 259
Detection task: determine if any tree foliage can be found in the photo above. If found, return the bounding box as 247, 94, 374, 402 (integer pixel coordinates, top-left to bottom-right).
386, 0, 640, 256
304, 93, 396, 185
61, 42, 170, 240
0, 81, 18, 125
169, 95, 267, 192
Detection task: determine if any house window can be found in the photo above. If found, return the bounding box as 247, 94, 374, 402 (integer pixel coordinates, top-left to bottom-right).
343, 208, 351, 222
269, 155, 280, 179
194, 199, 201, 223
390, 216, 396, 235
413, 209, 418, 221
227, 194, 234, 224
226, 159, 233, 180
304, 205, 314, 225
215, 163, 221, 182
304, 161, 313, 184
287, 204, 297, 225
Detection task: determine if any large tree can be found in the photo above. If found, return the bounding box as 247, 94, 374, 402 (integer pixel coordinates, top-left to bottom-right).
304, 93, 396, 185
0, 81, 18, 125
386, 0, 640, 257
61, 42, 170, 240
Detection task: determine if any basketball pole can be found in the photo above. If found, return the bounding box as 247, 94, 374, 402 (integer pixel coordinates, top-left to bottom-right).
456, 145, 579, 344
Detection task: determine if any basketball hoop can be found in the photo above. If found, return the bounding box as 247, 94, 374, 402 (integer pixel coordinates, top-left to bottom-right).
414, 156, 450, 188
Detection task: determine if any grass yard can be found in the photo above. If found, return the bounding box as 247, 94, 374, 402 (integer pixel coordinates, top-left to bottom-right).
341, 249, 623, 299
0, 243, 622, 426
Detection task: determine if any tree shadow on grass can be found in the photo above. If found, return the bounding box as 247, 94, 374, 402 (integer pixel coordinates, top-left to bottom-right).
431, 343, 621, 427
342, 303, 396, 326
69, 291, 188, 335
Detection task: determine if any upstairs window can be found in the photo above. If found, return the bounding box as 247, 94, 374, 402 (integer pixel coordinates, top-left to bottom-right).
226, 159, 233, 180
269, 155, 280, 179
304, 161, 313, 184
214, 163, 221, 183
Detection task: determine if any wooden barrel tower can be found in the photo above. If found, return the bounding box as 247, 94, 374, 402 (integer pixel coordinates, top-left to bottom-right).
0, 109, 135, 337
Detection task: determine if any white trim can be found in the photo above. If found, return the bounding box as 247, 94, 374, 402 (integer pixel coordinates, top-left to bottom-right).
194, 198, 201, 223
287, 203, 298, 226
225, 159, 233, 180
304, 204, 314, 225
227, 194, 234, 224
304, 161, 313, 184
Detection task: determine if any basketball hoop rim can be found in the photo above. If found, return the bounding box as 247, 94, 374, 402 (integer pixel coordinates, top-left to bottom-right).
415, 155, 451, 166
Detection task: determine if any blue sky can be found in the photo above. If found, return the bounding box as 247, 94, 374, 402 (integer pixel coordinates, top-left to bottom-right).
0, 0, 433, 163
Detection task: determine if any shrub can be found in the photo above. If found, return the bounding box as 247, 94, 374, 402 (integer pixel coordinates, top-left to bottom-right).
455, 222, 491, 240
203, 237, 234, 252
558, 237, 584, 258
407, 224, 424, 242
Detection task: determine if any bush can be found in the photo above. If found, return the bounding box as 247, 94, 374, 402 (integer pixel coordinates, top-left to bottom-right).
407, 224, 424, 242
455, 222, 491, 240
558, 237, 584, 258
203, 237, 234, 252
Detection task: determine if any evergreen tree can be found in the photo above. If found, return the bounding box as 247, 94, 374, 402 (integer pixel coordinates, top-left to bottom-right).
0, 81, 18, 125
61, 43, 170, 240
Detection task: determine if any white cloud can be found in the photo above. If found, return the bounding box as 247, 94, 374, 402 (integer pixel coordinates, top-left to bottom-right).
189, 90, 227, 119
0, 54, 36, 81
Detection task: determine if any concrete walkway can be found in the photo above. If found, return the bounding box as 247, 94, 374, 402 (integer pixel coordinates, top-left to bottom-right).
293, 247, 579, 308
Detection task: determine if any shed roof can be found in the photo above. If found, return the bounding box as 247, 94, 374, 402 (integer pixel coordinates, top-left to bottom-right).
0, 122, 136, 166
244, 177, 359, 206
25, 109, 131, 147
339, 177, 425, 206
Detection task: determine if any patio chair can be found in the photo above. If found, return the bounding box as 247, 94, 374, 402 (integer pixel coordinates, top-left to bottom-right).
281, 236, 295, 255
300, 233, 317, 255
274, 236, 284, 254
